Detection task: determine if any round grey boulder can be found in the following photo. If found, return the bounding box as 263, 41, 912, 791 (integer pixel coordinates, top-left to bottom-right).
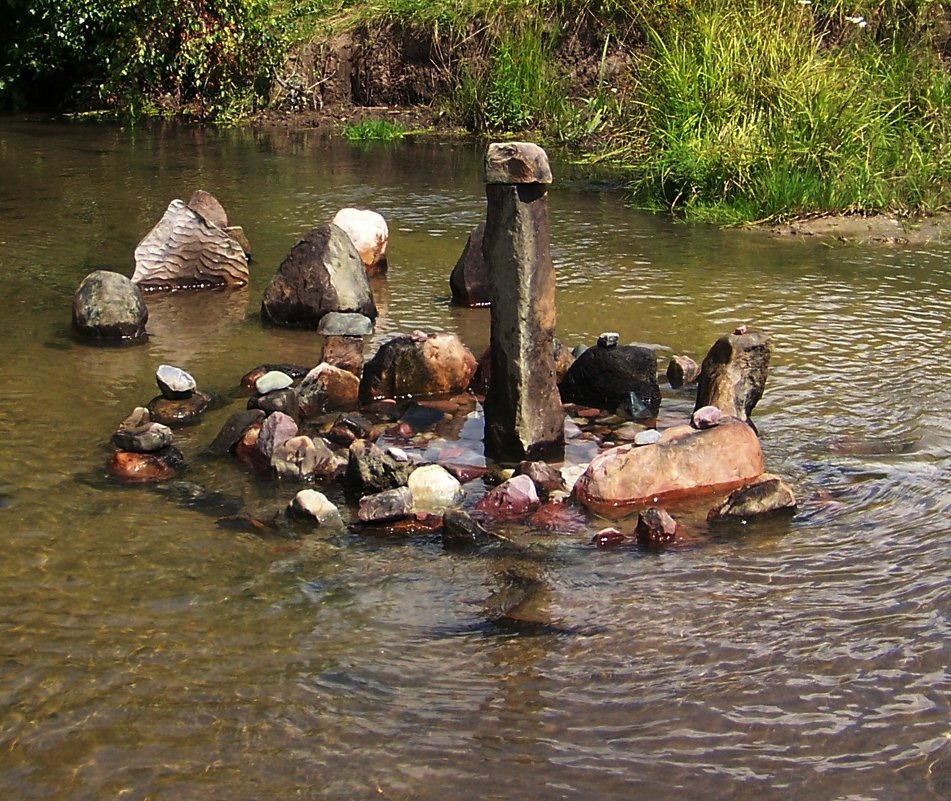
72, 270, 148, 342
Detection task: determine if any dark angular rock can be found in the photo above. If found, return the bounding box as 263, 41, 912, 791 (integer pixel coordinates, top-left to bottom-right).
441, 509, 490, 549
592, 527, 628, 548
72, 270, 148, 342
248, 387, 299, 418
515, 460, 566, 496
325, 412, 379, 446
208, 409, 266, 455
707, 473, 797, 521
343, 439, 414, 495
635, 507, 679, 547
559, 344, 660, 417
261, 223, 377, 327
694, 330, 772, 423
449, 223, 490, 307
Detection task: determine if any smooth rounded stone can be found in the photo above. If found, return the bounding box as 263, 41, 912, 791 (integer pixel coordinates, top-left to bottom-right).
358, 486, 414, 523
289, 489, 342, 527
207, 409, 265, 456
360, 332, 477, 402
635, 507, 680, 547
331, 208, 389, 275
255, 370, 294, 394
449, 223, 490, 307
634, 428, 662, 446
707, 473, 797, 521
573, 418, 765, 513
240, 363, 309, 393
317, 311, 374, 336
597, 332, 620, 349
559, 344, 661, 417
441, 509, 489, 549
321, 335, 365, 376
107, 446, 184, 482
691, 405, 724, 429
271, 435, 335, 481
261, 223, 377, 327
111, 421, 173, 453
343, 439, 414, 495
298, 362, 360, 416
473, 474, 540, 521
613, 423, 645, 442
156, 364, 197, 399
133, 199, 248, 289
187, 189, 228, 228
407, 465, 465, 512
72, 270, 148, 342
484, 142, 552, 185
147, 390, 212, 427
253, 411, 298, 463
248, 386, 299, 418
667, 355, 700, 389
592, 527, 628, 548
694, 329, 773, 423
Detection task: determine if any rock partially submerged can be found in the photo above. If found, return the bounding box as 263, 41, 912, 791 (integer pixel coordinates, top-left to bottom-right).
559, 342, 661, 418
261, 223, 377, 327
708, 473, 797, 521
359, 332, 477, 402
449, 223, 489, 307
694, 328, 772, 424
573, 417, 765, 513
133, 199, 249, 289
72, 270, 148, 342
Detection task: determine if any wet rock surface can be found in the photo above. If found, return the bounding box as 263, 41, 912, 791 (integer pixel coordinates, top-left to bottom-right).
72, 270, 148, 342
359, 332, 476, 402
261, 223, 377, 327
559, 342, 661, 417
147, 390, 213, 427
708, 473, 797, 520
449, 223, 489, 307
694, 329, 772, 423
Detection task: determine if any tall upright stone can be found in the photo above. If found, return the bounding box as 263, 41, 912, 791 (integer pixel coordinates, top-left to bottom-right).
482, 142, 564, 461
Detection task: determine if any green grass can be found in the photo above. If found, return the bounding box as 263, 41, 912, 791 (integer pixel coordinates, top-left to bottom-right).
342, 119, 409, 140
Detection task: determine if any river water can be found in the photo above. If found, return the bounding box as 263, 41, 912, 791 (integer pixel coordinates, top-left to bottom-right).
0, 117, 949, 800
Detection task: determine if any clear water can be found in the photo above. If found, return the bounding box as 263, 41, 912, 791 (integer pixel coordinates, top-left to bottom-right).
1, 117, 950, 800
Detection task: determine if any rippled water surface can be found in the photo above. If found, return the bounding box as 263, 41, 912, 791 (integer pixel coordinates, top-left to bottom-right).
1, 118, 950, 800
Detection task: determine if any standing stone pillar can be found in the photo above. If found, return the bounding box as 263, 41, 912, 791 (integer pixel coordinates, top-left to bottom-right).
482, 142, 565, 461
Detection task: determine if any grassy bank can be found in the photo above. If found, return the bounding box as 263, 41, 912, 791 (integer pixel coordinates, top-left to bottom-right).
4, 0, 951, 222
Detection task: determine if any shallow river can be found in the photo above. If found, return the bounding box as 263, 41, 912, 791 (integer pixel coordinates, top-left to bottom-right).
1, 117, 950, 800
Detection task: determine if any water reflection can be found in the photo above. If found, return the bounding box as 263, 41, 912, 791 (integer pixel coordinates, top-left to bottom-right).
1, 117, 951, 800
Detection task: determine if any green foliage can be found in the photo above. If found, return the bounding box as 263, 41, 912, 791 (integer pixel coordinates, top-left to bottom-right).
342, 118, 408, 140
620, 0, 951, 220
1, 0, 282, 118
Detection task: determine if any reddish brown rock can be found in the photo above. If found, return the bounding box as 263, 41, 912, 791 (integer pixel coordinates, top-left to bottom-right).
527, 502, 587, 533
187, 189, 228, 228
359, 332, 477, 402
107, 447, 184, 482
573, 418, 765, 513
473, 474, 540, 521
667, 355, 700, 388
321, 335, 364, 375
298, 363, 360, 416
635, 507, 680, 547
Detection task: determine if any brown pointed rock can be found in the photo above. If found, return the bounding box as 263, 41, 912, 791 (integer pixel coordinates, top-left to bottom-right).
299, 362, 360, 416
694, 330, 772, 423
262, 223, 377, 327
449, 223, 490, 307
133, 200, 249, 290
187, 189, 228, 229
573, 417, 765, 514
484, 142, 553, 185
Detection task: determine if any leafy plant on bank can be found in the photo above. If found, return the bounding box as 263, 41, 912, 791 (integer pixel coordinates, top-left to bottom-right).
342, 118, 408, 140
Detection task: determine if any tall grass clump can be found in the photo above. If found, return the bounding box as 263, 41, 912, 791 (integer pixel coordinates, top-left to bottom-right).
624, 0, 951, 221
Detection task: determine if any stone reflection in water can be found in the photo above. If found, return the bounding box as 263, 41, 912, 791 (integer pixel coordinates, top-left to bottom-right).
143, 287, 250, 364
